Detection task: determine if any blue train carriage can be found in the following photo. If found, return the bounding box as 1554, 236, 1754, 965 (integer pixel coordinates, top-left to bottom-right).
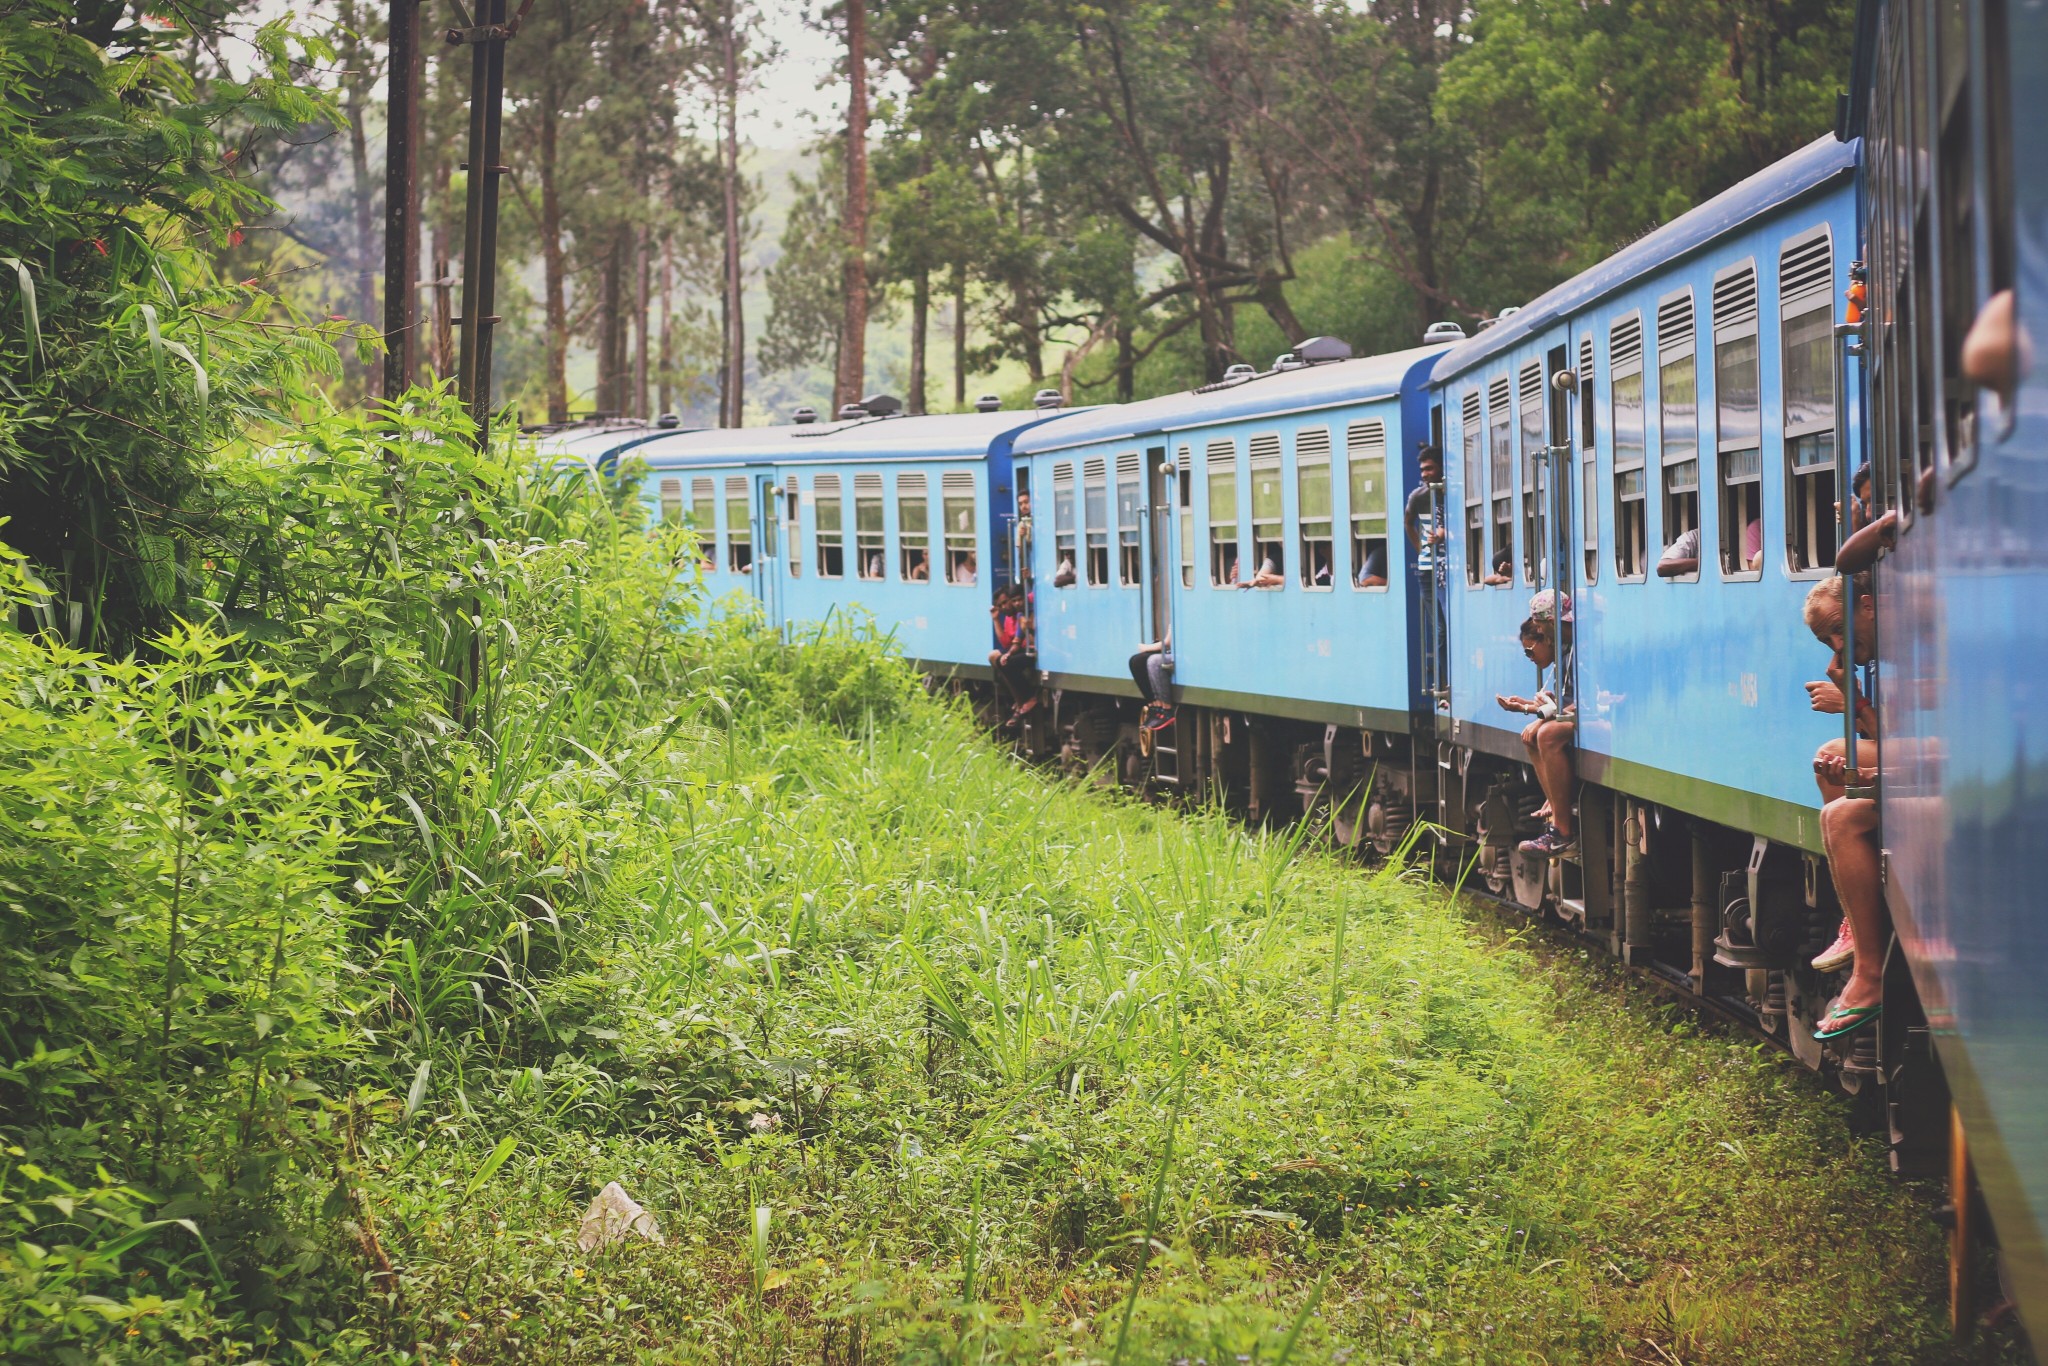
1008, 338, 1454, 831
1847, 0, 2042, 1341
1430, 136, 1874, 1058
626, 399, 1060, 679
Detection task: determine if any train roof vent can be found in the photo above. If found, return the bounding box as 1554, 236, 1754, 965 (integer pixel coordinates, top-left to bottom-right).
1519, 362, 1543, 406
1657, 290, 1694, 352
1780, 230, 1833, 312
1295, 336, 1353, 364
1609, 313, 1643, 370
974, 394, 1003, 412
1032, 388, 1065, 409
862, 393, 903, 416
1497, 305, 1522, 319
1462, 388, 1481, 427
1272, 351, 1303, 371
1713, 263, 1759, 334
1221, 363, 1258, 383
656, 411, 682, 428
837, 403, 867, 420
792, 406, 818, 424
1424, 321, 1467, 344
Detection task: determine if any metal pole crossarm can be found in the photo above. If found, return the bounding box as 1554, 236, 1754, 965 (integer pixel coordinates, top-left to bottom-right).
453, 0, 510, 451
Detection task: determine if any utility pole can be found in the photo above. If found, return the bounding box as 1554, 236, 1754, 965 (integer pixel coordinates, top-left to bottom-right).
382, 0, 421, 399
452, 0, 514, 446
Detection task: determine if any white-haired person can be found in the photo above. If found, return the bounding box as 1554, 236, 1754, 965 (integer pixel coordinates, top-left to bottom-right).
1497, 590, 1577, 860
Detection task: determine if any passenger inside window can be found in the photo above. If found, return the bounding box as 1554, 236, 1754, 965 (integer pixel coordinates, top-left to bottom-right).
905, 549, 931, 581
1484, 542, 1511, 586
1239, 552, 1284, 589
1355, 542, 1387, 588
1657, 526, 1701, 578
1053, 555, 1077, 588
1496, 591, 1576, 861
953, 552, 977, 585
1304, 541, 1334, 586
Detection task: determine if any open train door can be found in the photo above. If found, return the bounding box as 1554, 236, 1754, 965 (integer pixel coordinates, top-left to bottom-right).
750, 472, 784, 635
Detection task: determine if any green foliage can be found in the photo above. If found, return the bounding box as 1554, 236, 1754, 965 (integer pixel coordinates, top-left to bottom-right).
0, 0, 346, 652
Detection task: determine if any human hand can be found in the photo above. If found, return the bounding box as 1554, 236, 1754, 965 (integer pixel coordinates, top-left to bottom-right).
1497, 694, 1531, 714
1813, 751, 1867, 787
1806, 679, 1844, 713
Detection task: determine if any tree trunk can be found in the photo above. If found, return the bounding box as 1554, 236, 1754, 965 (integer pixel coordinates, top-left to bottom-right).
720, 2, 746, 427
346, 69, 378, 394
1116, 315, 1134, 402
658, 231, 674, 415
909, 268, 928, 415
634, 222, 650, 419
600, 232, 625, 413
538, 90, 570, 423
430, 152, 454, 379
836, 0, 869, 409
952, 272, 966, 409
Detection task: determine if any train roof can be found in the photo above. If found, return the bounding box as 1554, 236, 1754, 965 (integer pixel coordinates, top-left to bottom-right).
1011, 343, 1451, 457
630, 407, 1079, 468
527, 419, 672, 462
1430, 134, 1858, 386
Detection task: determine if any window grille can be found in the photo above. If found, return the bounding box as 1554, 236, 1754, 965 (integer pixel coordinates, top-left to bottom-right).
1488, 377, 1513, 585
1116, 452, 1143, 586
1610, 313, 1647, 578
1347, 421, 1388, 590
898, 472, 931, 582
855, 472, 885, 580
1781, 228, 1836, 571
1462, 389, 1484, 585
1207, 440, 1238, 586
942, 470, 977, 584
725, 475, 752, 573
1579, 337, 1598, 583
1657, 289, 1699, 577
814, 474, 845, 578
1714, 261, 1763, 575
1519, 363, 1545, 585
1296, 427, 1333, 589
658, 477, 683, 524
1248, 434, 1283, 586
1083, 457, 1110, 587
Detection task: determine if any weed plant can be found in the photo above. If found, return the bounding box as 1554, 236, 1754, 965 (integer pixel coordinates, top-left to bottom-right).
0, 400, 2018, 1364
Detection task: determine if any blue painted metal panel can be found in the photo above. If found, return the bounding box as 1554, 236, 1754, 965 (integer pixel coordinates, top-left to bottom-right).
1437, 164, 1859, 847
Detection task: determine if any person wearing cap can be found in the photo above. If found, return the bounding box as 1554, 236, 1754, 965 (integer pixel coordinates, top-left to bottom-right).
1497, 590, 1577, 860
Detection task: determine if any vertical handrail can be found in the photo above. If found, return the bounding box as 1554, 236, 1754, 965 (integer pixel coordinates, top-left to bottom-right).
1834, 278, 1868, 790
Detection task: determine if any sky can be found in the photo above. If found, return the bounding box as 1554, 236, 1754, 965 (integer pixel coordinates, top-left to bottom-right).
739, 0, 848, 147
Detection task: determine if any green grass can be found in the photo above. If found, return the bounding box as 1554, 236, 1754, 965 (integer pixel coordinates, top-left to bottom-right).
356, 694, 2007, 1365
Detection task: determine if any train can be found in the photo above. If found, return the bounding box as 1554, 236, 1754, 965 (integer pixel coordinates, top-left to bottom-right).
532, 0, 2041, 1346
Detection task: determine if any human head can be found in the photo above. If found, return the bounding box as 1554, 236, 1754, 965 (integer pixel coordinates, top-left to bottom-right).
1851, 464, 1871, 500
1527, 589, 1573, 625
1418, 443, 1442, 483
1017, 492, 1032, 515
1519, 616, 1555, 668
1802, 574, 1875, 661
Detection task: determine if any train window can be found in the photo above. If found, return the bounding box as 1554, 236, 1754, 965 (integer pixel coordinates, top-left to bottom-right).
783, 476, 800, 577
1116, 452, 1143, 586
1207, 440, 1239, 586
898, 473, 931, 582
1487, 377, 1512, 586
1249, 434, 1284, 587
814, 474, 845, 578
855, 472, 885, 580
691, 477, 716, 569
1655, 290, 1699, 579
1052, 462, 1076, 586
1461, 389, 1483, 586
725, 475, 752, 573
1347, 421, 1388, 591
1082, 458, 1110, 586
943, 471, 976, 584
1518, 364, 1544, 586
1780, 229, 1836, 572
1713, 262, 1763, 576
1610, 313, 1647, 579
1177, 447, 1194, 588
658, 477, 683, 524
1579, 337, 1598, 584
1296, 427, 1334, 589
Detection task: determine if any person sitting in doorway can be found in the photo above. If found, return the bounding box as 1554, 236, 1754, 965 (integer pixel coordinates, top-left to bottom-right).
1129, 629, 1175, 735
988, 584, 1037, 725
1799, 574, 1888, 1046
1496, 591, 1576, 860
1405, 443, 1445, 569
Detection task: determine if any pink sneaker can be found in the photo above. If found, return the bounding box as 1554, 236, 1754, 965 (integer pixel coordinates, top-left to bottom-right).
1811, 920, 1854, 973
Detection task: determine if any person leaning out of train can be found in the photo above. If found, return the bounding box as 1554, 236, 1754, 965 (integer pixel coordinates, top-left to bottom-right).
1800, 574, 1887, 1040
955, 552, 977, 586
1483, 542, 1512, 586
1239, 554, 1284, 589
1355, 541, 1388, 588
1496, 591, 1577, 861
1405, 443, 1445, 569
989, 584, 1038, 725
1052, 554, 1077, 588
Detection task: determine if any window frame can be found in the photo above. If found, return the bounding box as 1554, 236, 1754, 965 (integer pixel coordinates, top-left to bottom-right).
854, 472, 886, 581
1052, 461, 1077, 588
1610, 312, 1649, 581
1487, 376, 1513, 588
942, 470, 977, 585
1578, 336, 1599, 585
814, 473, 845, 579
1460, 388, 1484, 588
1082, 456, 1110, 588
725, 474, 753, 574
1177, 446, 1194, 588
1247, 433, 1285, 589
1656, 288, 1701, 582
1115, 452, 1143, 588
1712, 258, 1765, 580
1296, 427, 1335, 591
1346, 419, 1390, 592
1779, 225, 1837, 576
1518, 363, 1545, 586
1206, 439, 1240, 587
897, 471, 931, 583
783, 474, 801, 577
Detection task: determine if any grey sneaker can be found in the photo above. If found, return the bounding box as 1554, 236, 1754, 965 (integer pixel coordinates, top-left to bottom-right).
1518, 825, 1577, 861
